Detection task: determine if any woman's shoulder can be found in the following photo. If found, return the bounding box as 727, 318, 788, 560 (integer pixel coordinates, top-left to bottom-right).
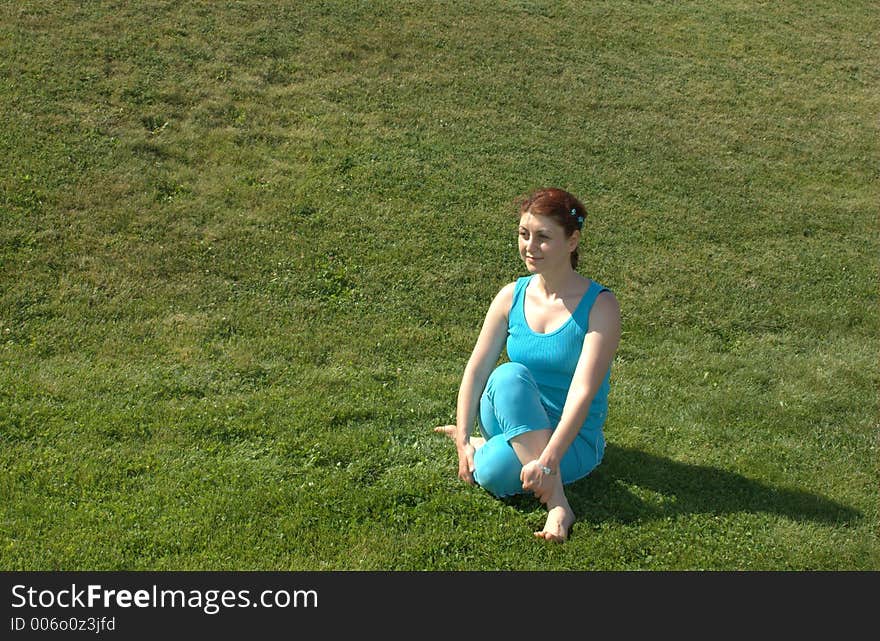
595, 288, 619, 307
508, 275, 535, 294
584, 276, 616, 303
493, 280, 518, 305
592, 279, 617, 302
486, 280, 519, 320
500, 276, 533, 299
589, 286, 621, 327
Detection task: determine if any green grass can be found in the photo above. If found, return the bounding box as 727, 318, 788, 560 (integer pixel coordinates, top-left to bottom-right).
1, 0, 877, 570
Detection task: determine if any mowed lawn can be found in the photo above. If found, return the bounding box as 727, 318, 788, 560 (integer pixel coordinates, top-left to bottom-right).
1, 1, 877, 569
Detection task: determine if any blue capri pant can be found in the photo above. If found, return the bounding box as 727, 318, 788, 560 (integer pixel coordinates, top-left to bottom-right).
473, 362, 604, 498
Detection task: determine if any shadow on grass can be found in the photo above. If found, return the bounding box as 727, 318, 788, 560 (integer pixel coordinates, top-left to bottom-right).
504, 443, 862, 526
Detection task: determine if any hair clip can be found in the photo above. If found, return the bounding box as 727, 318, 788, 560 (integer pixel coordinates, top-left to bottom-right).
570, 208, 584, 228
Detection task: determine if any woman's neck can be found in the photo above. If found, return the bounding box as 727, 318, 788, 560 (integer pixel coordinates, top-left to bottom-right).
533, 268, 583, 300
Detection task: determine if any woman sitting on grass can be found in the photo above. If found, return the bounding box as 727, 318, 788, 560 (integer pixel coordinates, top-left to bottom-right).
435, 187, 620, 542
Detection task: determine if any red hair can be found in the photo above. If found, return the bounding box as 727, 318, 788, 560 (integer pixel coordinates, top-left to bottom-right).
516, 187, 586, 269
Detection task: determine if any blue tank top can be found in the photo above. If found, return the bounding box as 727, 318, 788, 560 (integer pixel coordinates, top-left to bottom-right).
506, 275, 612, 437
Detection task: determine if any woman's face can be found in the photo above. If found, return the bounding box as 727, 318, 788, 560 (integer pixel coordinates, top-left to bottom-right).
518, 212, 578, 274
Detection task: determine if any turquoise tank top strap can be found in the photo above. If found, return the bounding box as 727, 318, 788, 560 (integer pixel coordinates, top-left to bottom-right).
571, 279, 610, 328
508, 276, 531, 327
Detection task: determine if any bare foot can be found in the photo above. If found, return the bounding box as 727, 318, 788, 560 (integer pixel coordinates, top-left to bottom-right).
433, 425, 484, 449
534, 503, 575, 543
433, 425, 457, 440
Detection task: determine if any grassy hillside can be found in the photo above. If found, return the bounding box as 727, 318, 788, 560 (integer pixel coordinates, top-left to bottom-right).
1, 0, 877, 569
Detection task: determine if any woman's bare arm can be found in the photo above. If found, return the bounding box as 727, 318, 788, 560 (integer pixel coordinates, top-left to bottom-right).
447, 282, 514, 483
535, 290, 620, 474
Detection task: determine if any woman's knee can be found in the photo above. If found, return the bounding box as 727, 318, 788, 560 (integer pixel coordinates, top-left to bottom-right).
486, 362, 539, 402
474, 462, 521, 499
489, 362, 533, 385
473, 439, 524, 498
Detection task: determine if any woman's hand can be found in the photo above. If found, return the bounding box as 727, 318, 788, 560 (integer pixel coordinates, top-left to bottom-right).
456, 441, 476, 485
434, 425, 477, 485
521, 460, 553, 503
